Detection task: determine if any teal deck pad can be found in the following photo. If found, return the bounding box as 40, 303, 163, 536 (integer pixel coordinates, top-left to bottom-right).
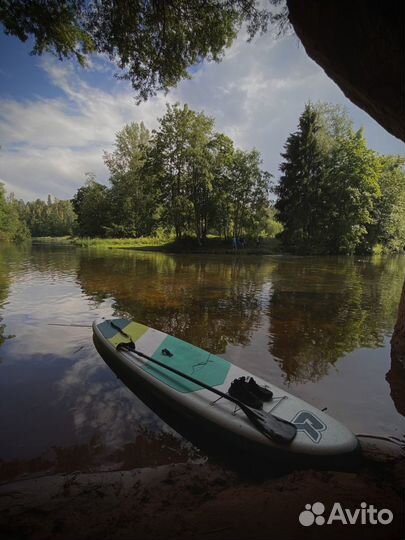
143, 335, 230, 393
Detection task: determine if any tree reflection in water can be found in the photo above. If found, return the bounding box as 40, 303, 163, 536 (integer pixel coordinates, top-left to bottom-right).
77, 251, 275, 353
268, 256, 405, 383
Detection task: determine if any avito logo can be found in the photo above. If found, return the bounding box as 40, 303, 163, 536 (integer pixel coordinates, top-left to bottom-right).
299, 502, 393, 526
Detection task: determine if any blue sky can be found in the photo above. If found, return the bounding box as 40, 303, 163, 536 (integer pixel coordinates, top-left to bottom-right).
0, 27, 404, 200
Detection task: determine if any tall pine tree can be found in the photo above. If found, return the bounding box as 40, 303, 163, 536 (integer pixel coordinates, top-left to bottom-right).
275, 103, 325, 252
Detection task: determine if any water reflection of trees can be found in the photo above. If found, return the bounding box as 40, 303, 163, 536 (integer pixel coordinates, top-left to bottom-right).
5, 244, 404, 393
23, 243, 80, 277
268, 256, 405, 383
77, 252, 274, 353
0, 244, 28, 348
0, 244, 82, 353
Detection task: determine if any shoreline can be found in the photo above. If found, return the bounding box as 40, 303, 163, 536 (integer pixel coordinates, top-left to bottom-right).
30, 236, 282, 255
1, 443, 404, 540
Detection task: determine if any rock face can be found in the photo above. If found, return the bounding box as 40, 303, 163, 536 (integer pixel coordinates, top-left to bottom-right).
287, 0, 405, 143
287, 0, 405, 365
391, 280, 405, 366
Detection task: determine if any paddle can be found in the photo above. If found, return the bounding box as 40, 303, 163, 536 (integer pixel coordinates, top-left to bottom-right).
108, 320, 297, 444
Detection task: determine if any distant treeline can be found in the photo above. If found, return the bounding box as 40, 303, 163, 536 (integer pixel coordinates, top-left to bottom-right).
1, 101, 405, 254
0, 189, 77, 242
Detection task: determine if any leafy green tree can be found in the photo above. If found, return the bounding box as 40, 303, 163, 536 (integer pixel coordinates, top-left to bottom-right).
323, 128, 381, 254
227, 149, 271, 238
366, 156, 405, 252
149, 103, 217, 243
1, 0, 273, 101
0, 185, 30, 242
0, 186, 11, 237
208, 133, 235, 238
72, 176, 109, 236
248, 204, 283, 240
212, 144, 272, 239
104, 122, 156, 237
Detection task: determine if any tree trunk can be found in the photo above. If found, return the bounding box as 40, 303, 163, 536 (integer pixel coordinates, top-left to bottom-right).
391, 277, 405, 366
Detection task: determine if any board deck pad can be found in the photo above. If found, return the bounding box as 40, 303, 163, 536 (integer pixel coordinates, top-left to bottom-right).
98, 319, 230, 393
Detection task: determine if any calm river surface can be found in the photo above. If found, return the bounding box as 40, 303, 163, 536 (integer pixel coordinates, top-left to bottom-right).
1, 243, 405, 479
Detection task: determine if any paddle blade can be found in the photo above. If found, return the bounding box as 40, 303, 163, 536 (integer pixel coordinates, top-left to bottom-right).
244, 407, 297, 444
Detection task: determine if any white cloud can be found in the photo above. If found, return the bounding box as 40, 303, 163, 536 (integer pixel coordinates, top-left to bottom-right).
0, 31, 403, 201
0, 57, 172, 199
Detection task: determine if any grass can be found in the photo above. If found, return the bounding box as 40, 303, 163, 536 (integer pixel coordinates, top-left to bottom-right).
32, 235, 282, 254
31, 236, 73, 244
71, 236, 171, 249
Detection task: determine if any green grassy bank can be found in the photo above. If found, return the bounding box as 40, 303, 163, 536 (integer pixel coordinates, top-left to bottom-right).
31, 236, 281, 254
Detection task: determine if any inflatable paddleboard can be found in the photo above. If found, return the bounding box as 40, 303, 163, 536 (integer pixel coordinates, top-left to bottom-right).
93, 318, 360, 465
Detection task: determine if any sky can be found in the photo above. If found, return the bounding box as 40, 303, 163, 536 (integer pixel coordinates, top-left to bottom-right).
0, 26, 404, 201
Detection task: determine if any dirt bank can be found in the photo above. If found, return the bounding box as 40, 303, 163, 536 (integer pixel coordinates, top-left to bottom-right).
1, 441, 404, 540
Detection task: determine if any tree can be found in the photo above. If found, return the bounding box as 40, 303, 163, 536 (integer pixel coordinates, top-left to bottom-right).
150, 105, 272, 244
323, 128, 381, 254
227, 150, 271, 237
104, 122, 156, 237
72, 175, 109, 236
366, 156, 405, 252
275, 103, 325, 252
276, 103, 382, 254
68, 107, 272, 242
0, 184, 30, 241
149, 103, 217, 243
208, 133, 235, 238
0, 0, 273, 101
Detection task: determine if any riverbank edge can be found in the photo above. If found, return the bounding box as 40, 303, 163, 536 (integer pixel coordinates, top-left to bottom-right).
31, 236, 283, 255
1, 454, 404, 540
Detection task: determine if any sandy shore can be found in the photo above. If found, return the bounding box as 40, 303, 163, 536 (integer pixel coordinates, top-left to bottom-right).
1, 439, 404, 540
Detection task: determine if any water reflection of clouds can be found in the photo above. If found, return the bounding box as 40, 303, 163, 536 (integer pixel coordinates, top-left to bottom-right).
57, 346, 176, 451
1, 271, 116, 356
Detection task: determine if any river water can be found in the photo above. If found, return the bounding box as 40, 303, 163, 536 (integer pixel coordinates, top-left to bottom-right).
1, 243, 405, 479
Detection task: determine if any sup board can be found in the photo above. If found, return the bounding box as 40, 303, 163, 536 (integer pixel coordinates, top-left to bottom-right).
93, 318, 360, 465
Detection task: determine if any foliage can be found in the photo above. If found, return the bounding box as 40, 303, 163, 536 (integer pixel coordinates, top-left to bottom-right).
103, 122, 158, 237
149, 104, 218, 243
150, 106, 272, 242
366, 156, 405, 252
71, 175, 109, 237
70, 109, 274, 242
260, 206, 283, 238
70, 235, 173, 249
323, 128, 381, 254
0, 0, 94, 65
24, 196, 77, 237
1, 185, 77, 240
0, 184, 30, 242
275, 102, 401, 255
227, 148, 272, 238
0, 0, 276, 101
275, 103, 326, 252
